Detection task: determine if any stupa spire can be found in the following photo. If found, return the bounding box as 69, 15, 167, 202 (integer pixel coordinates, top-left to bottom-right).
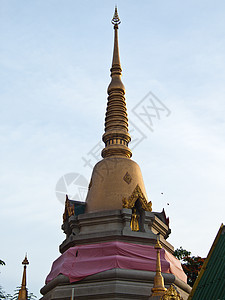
101, 6, 132, 159
18, 254, 29, 300
151, 239, 167, 297
85, 7, 149, 214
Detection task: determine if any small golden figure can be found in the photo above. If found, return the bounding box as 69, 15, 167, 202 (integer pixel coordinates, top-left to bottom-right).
130, 209, 139, 231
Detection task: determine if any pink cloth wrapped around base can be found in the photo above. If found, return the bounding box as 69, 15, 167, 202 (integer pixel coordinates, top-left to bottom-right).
46, 241, 186, 284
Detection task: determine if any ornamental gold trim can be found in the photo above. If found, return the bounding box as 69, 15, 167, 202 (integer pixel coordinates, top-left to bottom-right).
122, 184, 152, 211
160, 284, 183, 300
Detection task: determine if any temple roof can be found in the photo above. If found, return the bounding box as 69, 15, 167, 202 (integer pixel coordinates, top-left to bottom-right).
188, 224, 225, 299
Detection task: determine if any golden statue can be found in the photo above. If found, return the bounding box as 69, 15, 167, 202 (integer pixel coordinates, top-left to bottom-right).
130, 209, 139, 231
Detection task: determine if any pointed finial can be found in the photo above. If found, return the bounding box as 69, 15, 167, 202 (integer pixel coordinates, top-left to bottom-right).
22, 254, 29, 266
112, 6, 121, 27
151, 238, 167, 297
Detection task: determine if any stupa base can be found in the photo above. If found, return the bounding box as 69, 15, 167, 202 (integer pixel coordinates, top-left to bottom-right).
40, 269, 191, 300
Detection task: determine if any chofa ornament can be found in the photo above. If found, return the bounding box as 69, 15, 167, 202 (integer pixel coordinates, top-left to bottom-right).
63, 195, 75, 222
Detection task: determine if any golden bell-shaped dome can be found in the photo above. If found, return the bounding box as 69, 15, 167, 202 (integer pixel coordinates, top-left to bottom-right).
86, 157, 149, 213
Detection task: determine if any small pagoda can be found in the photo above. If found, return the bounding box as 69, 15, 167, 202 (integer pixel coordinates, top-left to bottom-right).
40, 7, 191, 300
18, 255, 29, 300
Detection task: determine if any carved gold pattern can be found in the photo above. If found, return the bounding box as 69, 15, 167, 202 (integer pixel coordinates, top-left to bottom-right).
123, 172, 132, 184
122, 197, 129, 208
160, 284, 183, 300
63, 195, 75, 222
122, 184, 152, 211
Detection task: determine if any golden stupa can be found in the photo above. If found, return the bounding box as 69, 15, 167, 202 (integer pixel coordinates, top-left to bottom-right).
40, 8, 191, 300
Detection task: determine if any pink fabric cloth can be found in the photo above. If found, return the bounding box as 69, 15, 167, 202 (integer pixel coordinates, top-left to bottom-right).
46, 241, 186, 284
165, 250, 187, 282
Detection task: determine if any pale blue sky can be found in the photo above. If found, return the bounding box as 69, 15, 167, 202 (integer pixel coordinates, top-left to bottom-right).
0, 0, 225, 297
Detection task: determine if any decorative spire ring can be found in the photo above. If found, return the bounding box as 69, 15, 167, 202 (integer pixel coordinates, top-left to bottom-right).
112, 6, 121, 27
22, 254, 29, 266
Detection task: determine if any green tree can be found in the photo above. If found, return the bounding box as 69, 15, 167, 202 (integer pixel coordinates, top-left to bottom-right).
0, 286, 11, 300
174, 247, 191, 261
0, 287, 37, 300
174, 247, 205, 287
0, 261, 36, 299
0, 286, 7, 299
10, 286, 37, 300
0, 262, 11, 300
27, 293, 37, 300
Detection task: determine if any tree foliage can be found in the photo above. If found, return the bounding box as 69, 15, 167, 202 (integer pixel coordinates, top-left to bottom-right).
0, 286, 37, 300
0, 286, 11, 300
174, 247, 191, 261
9, 286, 37, 300
174, 247, 205, 287
0, 261, 36, 300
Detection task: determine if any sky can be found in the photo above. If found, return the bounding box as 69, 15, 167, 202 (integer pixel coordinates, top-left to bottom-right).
0, 0, 225, 298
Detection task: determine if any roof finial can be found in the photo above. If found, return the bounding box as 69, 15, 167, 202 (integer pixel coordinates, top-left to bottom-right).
101, 7, 132, 159
22, 254, 29, 266
112, 6, 121, 28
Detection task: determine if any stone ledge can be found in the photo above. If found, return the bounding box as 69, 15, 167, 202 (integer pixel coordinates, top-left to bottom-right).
60, 209, 173, 254
40, 269, 191, 300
